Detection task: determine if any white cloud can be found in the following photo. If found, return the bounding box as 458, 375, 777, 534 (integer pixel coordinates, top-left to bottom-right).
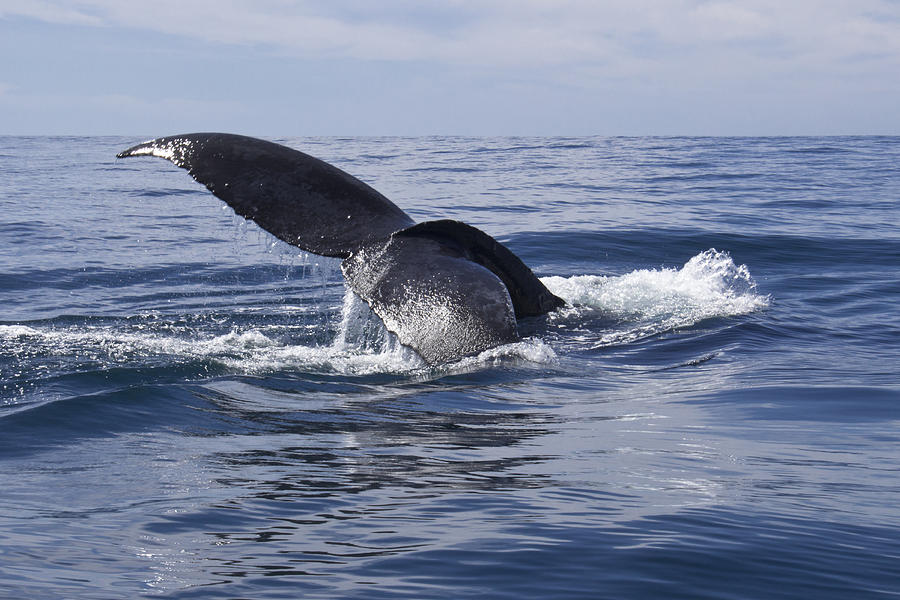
2, 0, 899, 134
2, 0, 897, 72
0, 0, 101, 25
690, 2, 769, 40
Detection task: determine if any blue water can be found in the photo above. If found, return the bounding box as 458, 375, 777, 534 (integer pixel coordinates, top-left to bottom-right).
1, 135, 898, 599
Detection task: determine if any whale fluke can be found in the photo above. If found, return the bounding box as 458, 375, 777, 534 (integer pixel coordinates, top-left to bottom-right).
118, 133, 564, 364
393, 219, 564, 318
342, 231, 520, 365
118, 133, 414, 258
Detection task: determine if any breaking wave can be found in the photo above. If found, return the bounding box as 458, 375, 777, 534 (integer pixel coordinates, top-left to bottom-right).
542, 249, 770, 347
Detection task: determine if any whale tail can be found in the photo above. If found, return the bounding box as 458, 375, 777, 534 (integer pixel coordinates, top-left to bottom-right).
118, 133, 564, 364
117, 133, 414, 258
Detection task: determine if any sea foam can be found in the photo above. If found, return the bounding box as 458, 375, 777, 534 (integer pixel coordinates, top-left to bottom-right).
542, 249, 769, 346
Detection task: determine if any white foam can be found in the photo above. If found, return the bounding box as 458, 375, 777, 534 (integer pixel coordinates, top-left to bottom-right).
1, 290, 427, 377
0, 325, 41, 338
3, 249, 767, 375
446, 338, 558, 371
542, 249, 769, 347
1, 322, 425, 377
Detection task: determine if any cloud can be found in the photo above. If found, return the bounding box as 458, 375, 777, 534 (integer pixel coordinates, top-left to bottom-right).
2, 0, 897, 72
2, 0, 898, 134
0, 0, 102, 25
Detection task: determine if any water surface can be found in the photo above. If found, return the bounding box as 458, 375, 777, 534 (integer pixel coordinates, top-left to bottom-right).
1, 135, 898, 599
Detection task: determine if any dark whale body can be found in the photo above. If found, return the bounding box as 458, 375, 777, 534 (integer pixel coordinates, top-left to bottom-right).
118, 133, 564, 364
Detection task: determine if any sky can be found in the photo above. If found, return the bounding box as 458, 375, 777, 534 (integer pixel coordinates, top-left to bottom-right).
1, 0, 899, 136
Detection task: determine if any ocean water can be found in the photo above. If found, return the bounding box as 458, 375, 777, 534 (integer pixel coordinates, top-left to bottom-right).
1, 135, 898, 599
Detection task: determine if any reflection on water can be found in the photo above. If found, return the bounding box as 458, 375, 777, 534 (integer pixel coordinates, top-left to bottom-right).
98, 367, 900, 599
115, 371, 751, 594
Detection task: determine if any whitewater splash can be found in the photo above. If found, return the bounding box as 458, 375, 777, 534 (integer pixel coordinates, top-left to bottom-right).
0, 249, 767, 382
542, 249, 770, 347
0, 319, 422, 381
0, 290, 550, 383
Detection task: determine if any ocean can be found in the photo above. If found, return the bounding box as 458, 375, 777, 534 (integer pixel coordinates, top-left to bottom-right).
1, 135, 898, 599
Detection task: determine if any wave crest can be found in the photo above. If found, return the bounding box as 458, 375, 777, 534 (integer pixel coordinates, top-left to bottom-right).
542, 249, 769, 347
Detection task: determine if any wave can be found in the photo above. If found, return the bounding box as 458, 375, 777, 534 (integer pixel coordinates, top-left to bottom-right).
542, 249, 770, 347
0, 250, 768, 407
0, 292, 553, 399
0, 319, 418, 384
